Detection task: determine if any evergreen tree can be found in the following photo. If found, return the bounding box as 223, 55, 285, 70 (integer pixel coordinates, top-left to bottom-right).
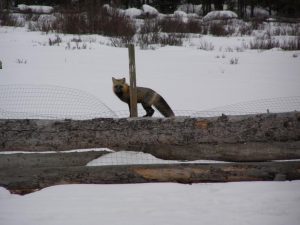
152, 0, 181, 14
213, 0, 225, 10
202, 0, 212, 15
237, 0, 246, 18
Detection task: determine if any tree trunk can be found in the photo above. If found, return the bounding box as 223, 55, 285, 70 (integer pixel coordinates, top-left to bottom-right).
238, 0, 246, 18
250, 3, 255, 17
202, 0, 209, 15
1, 112, 299, 162
214, 0, 224, 10
1, 160, 299, 195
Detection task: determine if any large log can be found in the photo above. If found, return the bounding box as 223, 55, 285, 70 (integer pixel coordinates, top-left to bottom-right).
1, 112, 299, 161
127, 141, 300, 162
0, 151, 108, 169
1, 161, 300, 195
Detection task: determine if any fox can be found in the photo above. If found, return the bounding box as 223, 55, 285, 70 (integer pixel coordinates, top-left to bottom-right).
112, 77, 175, 117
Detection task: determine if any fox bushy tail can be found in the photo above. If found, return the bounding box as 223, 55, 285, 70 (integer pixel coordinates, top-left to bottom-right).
154, 96, 175, 117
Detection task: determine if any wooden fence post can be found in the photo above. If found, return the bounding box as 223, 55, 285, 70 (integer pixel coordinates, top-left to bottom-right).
128, 44, 138, 117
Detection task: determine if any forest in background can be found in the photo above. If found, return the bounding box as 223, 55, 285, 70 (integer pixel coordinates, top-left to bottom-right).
1, 0, 300, 18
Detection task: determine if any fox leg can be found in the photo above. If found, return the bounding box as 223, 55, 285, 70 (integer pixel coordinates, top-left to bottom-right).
127, 103, 132, 117
142, 103, 154, 117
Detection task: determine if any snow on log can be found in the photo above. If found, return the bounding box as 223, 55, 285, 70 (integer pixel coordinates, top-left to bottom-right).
124, 8, 143, 18
17, 4, 54, 14
203, 10, 238, 21
142, 4, 159, 16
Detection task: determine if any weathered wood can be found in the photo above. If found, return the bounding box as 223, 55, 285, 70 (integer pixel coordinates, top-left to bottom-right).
1, 161, 299, 195
0, 112, 299, 161
128, 44, 138, 117
0, 151, 107, 169
127, 141, 300, 162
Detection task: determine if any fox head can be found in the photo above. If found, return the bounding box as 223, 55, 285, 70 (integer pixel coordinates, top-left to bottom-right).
112, 77, 129, 95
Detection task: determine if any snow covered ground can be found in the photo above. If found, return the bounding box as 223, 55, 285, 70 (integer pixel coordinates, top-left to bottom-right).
86, 150, 229, 166
1, 24, 300, 224
0, 26, 299, 115
1, 182, 300, 225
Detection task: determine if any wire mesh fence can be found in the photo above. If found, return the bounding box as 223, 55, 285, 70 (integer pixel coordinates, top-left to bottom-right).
206, 96, 300, 115
1, 84, 300, 166
1, 84, 300, 120
0, 84, 117, 120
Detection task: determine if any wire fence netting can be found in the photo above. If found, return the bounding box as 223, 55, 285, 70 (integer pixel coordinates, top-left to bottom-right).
1, 84, 299, 120
1, 84, 299, 166
0, 84, 117, 120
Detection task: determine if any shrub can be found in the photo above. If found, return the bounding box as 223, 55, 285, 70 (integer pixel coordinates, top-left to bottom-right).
249, 18, 264, 30
0, 11, 25, 27
153, 17, 205, 34
28, 15, 58, 33
59, 13, 87, 34
198, 40, 215, 51
41, 5, 136, 44
159, 17, 187, 33
280, 36, 300, 50
99, 8, 136, 41
160, 33, 184, 46
137, 19, 161, 49
272, 23, 300, 36
16, 58, 27, 64
229, 57, 239, 64
140, 19, 161, 34
238, 23, 253, 35
250, 37, 280, 50
137, 18, 185, 49
185, 18, 203, 33
250, 36, 300, 50
49, 35, 62, 46
209, 22, 228, 36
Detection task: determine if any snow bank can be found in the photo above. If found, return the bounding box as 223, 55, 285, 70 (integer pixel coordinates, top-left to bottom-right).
142, 4, 159, 16
124, 8, 143, 18
86, 151, 228, 166
187, 13, 200, 18
1, 182, 300, 225
103, 4, 142, 18
203, 10, 238, 21
102, 4, 121, 15
174, 10, 187, 18
17, 4, 54, 14
246, 6, 272, 18
87, 151, 163, 166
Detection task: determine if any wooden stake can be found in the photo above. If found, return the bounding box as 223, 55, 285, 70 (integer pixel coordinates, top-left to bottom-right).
128, 44, 138, 117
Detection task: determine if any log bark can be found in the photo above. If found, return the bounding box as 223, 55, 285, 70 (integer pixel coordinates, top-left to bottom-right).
0, 151, 108, 169
1, 161, 299, 195
1, 112, 299, 162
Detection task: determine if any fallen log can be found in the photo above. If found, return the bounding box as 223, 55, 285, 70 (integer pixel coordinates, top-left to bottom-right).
0, 151, 108, 169
1, 161, 299, 195
1, 112, 299, 162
